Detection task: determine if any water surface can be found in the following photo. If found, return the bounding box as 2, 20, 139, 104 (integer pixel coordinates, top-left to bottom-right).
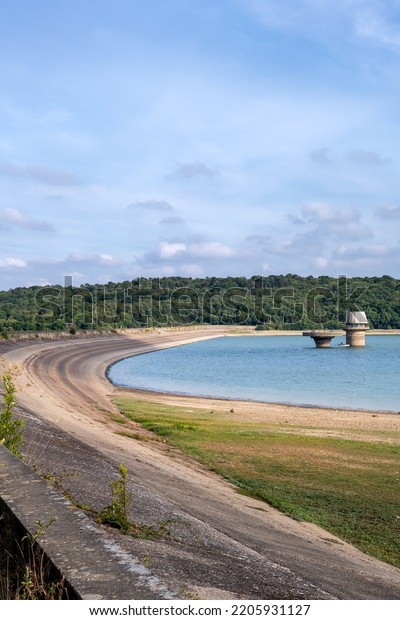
108, 335, 400, 412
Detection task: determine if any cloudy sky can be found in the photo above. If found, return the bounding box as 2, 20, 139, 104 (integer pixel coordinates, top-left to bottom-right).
1, 0, 400, 288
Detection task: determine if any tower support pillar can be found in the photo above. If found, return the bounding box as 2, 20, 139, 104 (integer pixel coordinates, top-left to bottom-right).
345, 328, 368, 347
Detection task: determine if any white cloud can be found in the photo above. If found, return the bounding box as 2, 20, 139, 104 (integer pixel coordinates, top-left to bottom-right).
99, 253, 119, 265
303, 202, 346, 223
67, 252, 122, 266
181, 263, 204, 276
157, 265, 178, 276
334, 243, 390, 260
0, 208, 54, 232
159, 242, 187, 258
131, 237, 239, 279
26, 278, 53, 287
189, 242, 235, 258
261, 262, 272, 272
157, 240, 234, 260
312, 257, 329, 269
330, 242, 399, 272
249, 199, 384, 275
68, 271, 85, 280
302, 202, 373, 240
0, 257, 27, 268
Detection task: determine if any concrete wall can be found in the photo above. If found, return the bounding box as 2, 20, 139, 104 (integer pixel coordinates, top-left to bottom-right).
0, 446, 174, 600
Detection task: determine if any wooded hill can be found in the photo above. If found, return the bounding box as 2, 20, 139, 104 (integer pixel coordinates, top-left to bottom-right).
0, 275, 399, 333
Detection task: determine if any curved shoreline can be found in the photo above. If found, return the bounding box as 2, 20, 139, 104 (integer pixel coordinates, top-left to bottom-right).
106, 331, 400, 416
4, 325, 400, 447
1, 328, 400, 599
111, 384, 399, 416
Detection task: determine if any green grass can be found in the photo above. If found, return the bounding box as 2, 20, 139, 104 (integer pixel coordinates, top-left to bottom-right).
115, 397, 400, 568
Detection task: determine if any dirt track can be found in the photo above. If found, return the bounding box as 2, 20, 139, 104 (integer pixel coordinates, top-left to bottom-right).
1, 329, 400, 600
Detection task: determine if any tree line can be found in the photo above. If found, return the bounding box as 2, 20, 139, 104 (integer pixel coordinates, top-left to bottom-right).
1, 274, 399, 333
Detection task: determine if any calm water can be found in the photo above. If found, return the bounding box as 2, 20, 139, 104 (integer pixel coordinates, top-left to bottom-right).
108, 335, 400, 412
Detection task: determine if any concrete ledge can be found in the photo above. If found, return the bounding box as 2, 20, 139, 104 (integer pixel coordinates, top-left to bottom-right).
302, 330, 345, 348
0, 446, 176, 600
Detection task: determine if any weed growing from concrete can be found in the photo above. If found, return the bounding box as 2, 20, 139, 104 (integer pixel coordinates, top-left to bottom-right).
98, 464, 131, 531
98, 464, 177, 540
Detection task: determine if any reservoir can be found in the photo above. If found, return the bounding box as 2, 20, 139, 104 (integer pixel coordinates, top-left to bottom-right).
108, 335, 400, 412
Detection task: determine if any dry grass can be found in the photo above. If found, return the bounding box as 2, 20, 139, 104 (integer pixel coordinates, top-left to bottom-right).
115, 397, 400, 568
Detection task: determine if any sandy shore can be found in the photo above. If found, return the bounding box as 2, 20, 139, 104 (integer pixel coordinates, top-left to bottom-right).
115, 387, 400, 444
1, 327, 400, 599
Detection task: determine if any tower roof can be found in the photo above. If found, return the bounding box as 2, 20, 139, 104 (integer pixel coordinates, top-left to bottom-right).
345, 311, 368, 325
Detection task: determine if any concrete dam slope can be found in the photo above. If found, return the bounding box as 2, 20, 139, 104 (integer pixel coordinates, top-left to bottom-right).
1, 329, 400, 600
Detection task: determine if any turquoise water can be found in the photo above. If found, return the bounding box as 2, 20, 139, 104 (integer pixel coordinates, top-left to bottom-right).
108, 335, 400, 412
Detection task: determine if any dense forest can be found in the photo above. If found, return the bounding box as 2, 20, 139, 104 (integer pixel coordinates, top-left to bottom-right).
0, 274, 399, 334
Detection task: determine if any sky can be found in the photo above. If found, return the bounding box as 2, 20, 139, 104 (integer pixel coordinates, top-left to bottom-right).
1, 0, 400, 288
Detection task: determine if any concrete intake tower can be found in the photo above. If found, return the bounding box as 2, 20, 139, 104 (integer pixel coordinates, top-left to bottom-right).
303, 311, 369, 348
344, 310, 369, 346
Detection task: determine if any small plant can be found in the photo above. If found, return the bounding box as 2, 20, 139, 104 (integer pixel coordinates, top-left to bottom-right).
98, 465, 177, 539
0, 518, 65, 600
131, 519, 176, 540
0, 372, 24, 458
98, 464, 131, 531
41, 470, 92, 513
16, 519, 65, 600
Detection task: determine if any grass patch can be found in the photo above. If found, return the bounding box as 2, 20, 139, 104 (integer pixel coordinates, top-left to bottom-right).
109, 413, 128, 425
115, 397, 400, 568
0, 518, 67, 600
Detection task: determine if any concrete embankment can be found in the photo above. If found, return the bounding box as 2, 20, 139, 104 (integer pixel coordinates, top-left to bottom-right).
0, 445, 175, 600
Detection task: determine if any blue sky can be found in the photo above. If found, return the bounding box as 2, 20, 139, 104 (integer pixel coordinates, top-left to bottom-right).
1, 0, 400, 288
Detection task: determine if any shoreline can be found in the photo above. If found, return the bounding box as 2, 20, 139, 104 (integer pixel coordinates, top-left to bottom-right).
113, 386, 400, 445
106, 328, 400, 416
112, 384, 399, 416
3, 326, 400, 436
